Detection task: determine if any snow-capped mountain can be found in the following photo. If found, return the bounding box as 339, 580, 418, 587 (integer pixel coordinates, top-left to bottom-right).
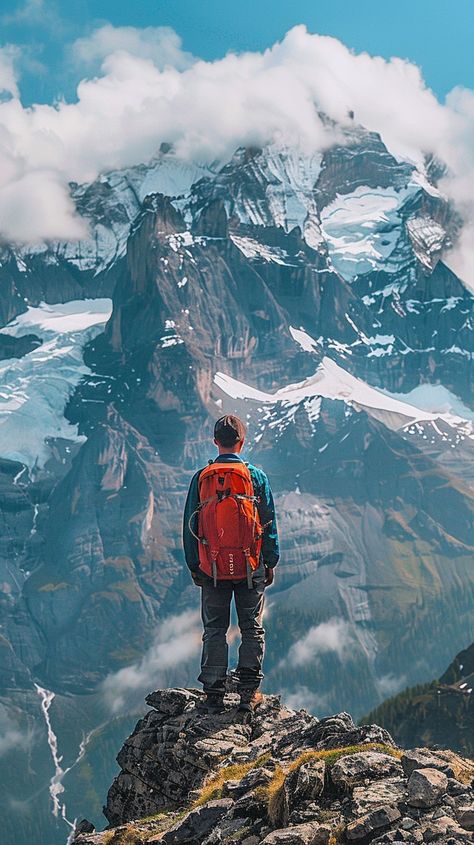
0, 123, 473, 845
215, 352, 473, 441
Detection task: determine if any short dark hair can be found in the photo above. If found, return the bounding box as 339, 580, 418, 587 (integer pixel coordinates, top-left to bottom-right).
214, 414, 246, 448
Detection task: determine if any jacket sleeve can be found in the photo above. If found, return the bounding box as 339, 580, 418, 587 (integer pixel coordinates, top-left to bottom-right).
254, 468, 280, 568
182, 470, 201, 573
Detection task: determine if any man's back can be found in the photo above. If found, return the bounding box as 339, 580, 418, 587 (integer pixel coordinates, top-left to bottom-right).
181, 415, 279, 714
183, 451, 279, 579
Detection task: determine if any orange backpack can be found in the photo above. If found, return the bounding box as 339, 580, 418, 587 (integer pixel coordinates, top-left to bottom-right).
193, 461, 263, 587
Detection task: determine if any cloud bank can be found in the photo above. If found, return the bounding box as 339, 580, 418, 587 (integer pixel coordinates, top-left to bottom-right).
0, 45, 20, 98
0, 704, 28, 756
72, 24, 195, 73
0, 23, 474, 283
287, 617, 353, 666
283, 685, 330, 714
100, 610, 201, 714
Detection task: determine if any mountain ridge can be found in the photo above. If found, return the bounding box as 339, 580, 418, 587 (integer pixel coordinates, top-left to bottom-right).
0, 127, 473, 845
362, 642, 474, 758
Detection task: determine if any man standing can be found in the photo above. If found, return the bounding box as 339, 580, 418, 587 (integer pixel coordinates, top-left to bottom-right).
183, 414, 279, 713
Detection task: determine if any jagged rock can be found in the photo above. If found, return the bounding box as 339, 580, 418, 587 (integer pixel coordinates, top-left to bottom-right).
0, 332, 42, 360
401, 749, 452, 778
161, 798, 233, 844
71, 688, 474, 845
305, 713, 395, 751
74, 819, 95, 835
267, 760, 325, 830
308, 825, 334, 845
371, 831, 423, 844
330, 751, 403, 790
407, 768, 448, 808
399, 816, 418, 830
223, 765, 274, 798
193, 198, 229, 238
345, 804, 402, 840
260, 822, 328, 844
456, 806, 474, 830
290, 758, 326, 803
145, 688, 202, 715
351, 777, 406, 815
202, 816, 252, 844
447, 778, 470, 797
419, 815, 471, 842
232, 789, 269, 820
106, 690, 302, 825
401, 749, 474, 784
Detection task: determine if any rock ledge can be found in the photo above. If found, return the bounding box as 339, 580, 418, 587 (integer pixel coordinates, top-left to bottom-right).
74, 688, 474, 845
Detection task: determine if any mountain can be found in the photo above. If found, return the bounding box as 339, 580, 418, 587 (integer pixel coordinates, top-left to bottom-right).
362, 643, 474, 757
0, 123, 473, 845
73, 686, 474, 844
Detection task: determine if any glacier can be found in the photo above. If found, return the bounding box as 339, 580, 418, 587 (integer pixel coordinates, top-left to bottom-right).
0, 299, 113, 469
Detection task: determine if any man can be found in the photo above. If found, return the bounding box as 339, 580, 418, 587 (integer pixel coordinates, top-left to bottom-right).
183, 414, 279, 713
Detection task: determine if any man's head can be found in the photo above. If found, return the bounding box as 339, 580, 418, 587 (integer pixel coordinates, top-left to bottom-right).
214, 414, 246, 452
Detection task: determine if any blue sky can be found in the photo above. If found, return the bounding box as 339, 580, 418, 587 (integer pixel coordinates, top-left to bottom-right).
1, 0, 473, 105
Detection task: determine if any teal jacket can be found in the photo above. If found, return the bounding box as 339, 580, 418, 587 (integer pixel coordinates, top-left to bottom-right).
182, 452, 280, 574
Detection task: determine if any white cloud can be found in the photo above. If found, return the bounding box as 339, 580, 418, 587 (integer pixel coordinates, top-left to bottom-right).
376, 672, 407, 698
0, 705, 28, 756
0, 45, 21, 98
1, 0, 44, 25
1, 0, 64, 32
72, 24, 194, 72
0, 170, 88, 241
100, 610, 201, 714
0, 22, 473, 284
284, 685, 330, 714
287, 616, 353, 666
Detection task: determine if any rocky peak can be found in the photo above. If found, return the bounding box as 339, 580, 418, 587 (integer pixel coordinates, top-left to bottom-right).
74, 687, 474, 845
193, 198, 229, 239
314, 127, 414, 210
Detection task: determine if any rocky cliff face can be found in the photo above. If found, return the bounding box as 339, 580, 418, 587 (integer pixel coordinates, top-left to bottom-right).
74, 687, 474, 845
1, 130, 473, 845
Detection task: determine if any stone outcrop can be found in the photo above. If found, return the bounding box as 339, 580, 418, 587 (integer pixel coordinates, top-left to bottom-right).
74, 688, 474, 845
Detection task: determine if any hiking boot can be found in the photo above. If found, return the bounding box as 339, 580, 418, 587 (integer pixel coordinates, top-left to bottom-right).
238, 688, 264, 713
201, 693, 226, 714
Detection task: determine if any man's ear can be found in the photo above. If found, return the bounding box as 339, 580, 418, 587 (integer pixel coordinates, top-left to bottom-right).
213, 437, 219, 446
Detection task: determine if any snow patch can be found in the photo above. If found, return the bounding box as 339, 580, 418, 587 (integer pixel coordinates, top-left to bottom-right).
230, 234, 293, 265
320, 185, 412, 280
0, 299, 112, 469
215, 355, 473, 439
289, 326, 320, 353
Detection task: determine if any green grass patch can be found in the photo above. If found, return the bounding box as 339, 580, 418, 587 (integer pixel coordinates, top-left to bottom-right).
37, 581, 70, 592
262, 742, 401, 826
191, 753, 271, 808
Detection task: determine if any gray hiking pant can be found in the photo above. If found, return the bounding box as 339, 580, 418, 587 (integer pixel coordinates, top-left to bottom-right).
197, 572, 265, 694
